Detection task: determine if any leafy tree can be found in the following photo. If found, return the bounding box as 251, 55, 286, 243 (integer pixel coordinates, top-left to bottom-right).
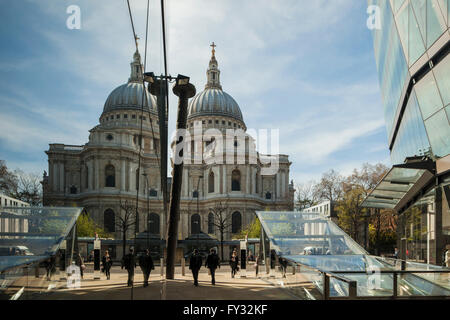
336, 187, 366, 241
238, 217, 261, 239
76, 212, 111, 238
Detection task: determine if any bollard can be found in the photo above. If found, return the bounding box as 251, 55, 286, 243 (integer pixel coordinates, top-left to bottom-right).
266, 258, 270, 275
160, 258, 164, 277
181, 257, 185, 276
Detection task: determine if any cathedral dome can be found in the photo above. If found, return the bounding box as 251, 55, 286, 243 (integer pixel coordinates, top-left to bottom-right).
188, 88, 243, 121
102, 50, 157, 115
187, 43, 244, 123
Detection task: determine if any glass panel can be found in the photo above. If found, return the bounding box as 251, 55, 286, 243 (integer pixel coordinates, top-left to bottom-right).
395, 3, 409, 62
0, 207, 82, 272
434, 54, 450, 106
393, 0, 406, 13
415, 71, 444, 120
409, 3, 427, 65
424, 109, 450, 157
436, 0, 448, 25
391, 91, 431, 165
427, 0, 447, 48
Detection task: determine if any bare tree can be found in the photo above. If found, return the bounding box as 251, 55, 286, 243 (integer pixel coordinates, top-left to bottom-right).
0, 160, 18, 195
209, 200, 232, 261
314, 169, 344, 203
295, 180, 319, 211
116, 200, 137, 258
13, 170, 42, 205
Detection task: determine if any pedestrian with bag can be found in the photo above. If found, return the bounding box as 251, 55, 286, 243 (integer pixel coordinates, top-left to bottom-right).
189, 249, 203, 287
230, 248, 239, 278
205, 248, 220, 285
102, 250, 113, 280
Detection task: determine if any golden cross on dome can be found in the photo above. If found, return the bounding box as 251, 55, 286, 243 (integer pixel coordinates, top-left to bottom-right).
210, 42, 216, 56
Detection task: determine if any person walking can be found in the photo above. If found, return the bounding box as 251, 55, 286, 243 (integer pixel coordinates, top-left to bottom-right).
189, 249, 203, 287
279, 257, 287, 278
393, 247, 399, 259
230, 248, 239, 278
122, 247, 136, 287
205, 248, 220, 285
139, 249, 154, 287
102, 250, 113, 280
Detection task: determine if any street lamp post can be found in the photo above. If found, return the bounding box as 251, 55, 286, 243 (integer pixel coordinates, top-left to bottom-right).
142, 173, 150, 250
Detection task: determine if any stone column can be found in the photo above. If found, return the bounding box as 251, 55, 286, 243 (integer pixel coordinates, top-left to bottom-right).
276, 173, 280, 200
246, 167, 250, 194
59, 162, 64, 192
95, 159, 100, 190
121, 159, 126, 191
222, 166, 226, 194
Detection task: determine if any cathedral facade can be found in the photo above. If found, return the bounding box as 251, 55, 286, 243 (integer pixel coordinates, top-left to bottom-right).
43, 46, 294, 259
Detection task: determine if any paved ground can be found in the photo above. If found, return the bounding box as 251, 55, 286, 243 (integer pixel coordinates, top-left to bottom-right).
36, 264, 302, 300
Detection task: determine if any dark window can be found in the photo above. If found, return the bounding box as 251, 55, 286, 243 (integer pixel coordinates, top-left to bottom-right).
143, 116, 146, 121
149, 189, 157, 197
116, 114, 120, 119
136, 169, 140, 191
265, 192, 272, 199
105, 165, 115, 187
191, 214, 201, 234
104, 209, 115, 233
232, 212, 242, 234
233, 123, 236, 127
124, 114, 128, 118
208, 213, 215, 234
222, 120, 225, 125
148, 213, 160, 234
106, 134, 113, 141
215, 120, 219, 124
106, 116, 109, 120
231, 169, 241, 191
208, 171, 214, 193
132, 114, 136, 119
208, 120, 212, 124
228, 122, 231, 126
202, 120, 205, 124
193, 190, 199, 198
70, 185, 77, 194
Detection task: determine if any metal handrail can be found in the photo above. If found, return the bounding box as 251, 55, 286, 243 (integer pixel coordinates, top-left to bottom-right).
281, 257, 450, 300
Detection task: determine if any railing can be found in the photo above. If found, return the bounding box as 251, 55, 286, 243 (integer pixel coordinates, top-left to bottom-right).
277, 257, 450, 300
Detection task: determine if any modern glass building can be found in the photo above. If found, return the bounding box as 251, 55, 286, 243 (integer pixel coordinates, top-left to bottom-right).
364, 0, 450, 265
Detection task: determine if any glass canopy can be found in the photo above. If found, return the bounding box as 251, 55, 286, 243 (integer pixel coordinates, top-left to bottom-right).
361, 166, 434, 210
257, 211, 450, 297
0, 207, 82, 272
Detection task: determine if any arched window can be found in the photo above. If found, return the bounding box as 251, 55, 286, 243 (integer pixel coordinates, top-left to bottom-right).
265, 192, 272, 199
104, 209, 115, 233
70, 185, 77, 194
232, 211, 242, 234
208, 213, 215, 234
191, 214, 201, 234
105, 165, 115, 187
148, 213, 160, 235
232, 169, 241, 191
208, 171, 214, 193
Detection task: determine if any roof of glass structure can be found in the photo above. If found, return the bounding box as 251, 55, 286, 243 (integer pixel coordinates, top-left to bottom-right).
0, 207, 82, 272
257, 211, 450, 296
361, 161, 435, 211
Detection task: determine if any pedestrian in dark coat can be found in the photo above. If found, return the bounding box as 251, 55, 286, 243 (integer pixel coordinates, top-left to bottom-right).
102, 250, 113, 280
230, 248, 239, 278
205, 248, 220, 285
189, 249, 203, 286
76, 253, 85, 279
139, 249, 154, 287
122, 247, 136, 286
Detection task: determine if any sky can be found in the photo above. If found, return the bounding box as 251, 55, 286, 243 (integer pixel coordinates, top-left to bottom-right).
0, 0, 391, 184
